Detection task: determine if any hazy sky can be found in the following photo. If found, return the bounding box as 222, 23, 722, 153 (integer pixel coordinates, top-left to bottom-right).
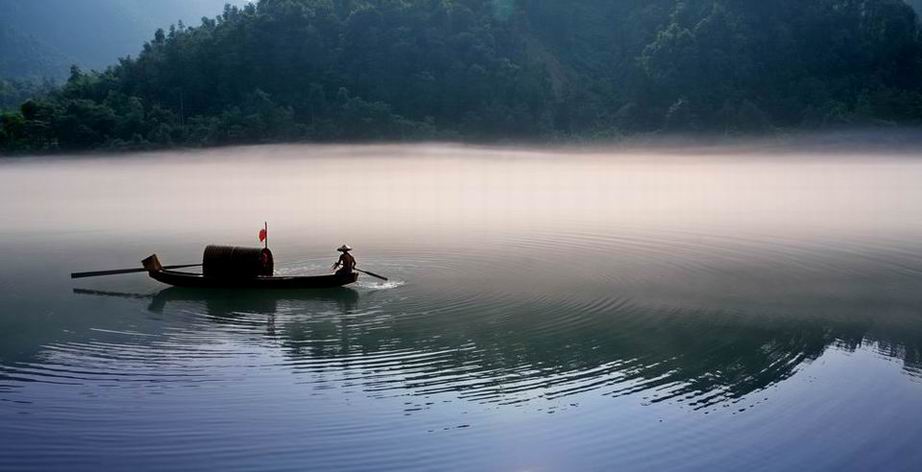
0, 0, 251, 73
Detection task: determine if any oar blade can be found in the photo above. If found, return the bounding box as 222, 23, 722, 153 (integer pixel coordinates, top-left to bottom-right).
356, 269, 389, 281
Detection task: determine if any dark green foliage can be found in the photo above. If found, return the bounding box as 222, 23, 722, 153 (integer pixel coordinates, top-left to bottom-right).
0, 79, 56, 112
3, 0, 922, 154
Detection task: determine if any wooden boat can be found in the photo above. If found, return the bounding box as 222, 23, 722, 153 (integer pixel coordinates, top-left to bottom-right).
142, 249, 359, 289
71, 244, 382, 290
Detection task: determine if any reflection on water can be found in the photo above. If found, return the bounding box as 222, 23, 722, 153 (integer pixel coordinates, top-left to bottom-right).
56, 279, 920, 414
2, 143, 922, 471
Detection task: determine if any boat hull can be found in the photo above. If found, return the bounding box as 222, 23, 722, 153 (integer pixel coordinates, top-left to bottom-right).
148, 270, 359, 289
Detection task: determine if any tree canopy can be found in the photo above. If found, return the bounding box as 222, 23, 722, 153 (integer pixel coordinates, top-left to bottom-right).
3, 0, 922, 153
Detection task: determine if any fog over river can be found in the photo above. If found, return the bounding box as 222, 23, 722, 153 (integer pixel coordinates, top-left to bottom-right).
1, 141, 921, 471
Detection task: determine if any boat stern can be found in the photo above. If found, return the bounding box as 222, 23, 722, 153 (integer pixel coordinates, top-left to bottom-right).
142, 254, 163, 273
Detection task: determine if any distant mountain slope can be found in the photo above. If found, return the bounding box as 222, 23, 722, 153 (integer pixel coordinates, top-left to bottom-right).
0, 0, 249, 78
0, 23, 73, 80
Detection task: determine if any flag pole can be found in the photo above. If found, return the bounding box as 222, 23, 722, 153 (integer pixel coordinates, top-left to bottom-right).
264, 221, 268, 249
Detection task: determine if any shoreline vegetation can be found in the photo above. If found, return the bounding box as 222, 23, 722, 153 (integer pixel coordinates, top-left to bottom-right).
5, 129, 922, 162
3, 0, 922, 156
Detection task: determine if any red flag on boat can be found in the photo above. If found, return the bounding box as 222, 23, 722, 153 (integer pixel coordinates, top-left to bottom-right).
259, 228, 267, 243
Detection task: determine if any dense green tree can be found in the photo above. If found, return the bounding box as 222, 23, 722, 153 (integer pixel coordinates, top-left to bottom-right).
0, 79, 56, 112
2, 0, 922, 154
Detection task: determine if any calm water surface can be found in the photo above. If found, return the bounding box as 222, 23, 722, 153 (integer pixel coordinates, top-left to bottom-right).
1, 143, 921, 471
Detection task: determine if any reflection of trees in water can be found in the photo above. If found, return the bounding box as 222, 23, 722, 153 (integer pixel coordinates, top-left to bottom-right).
58, 287, 922, 409
260, 296, 907, 409
837, 330, 922, 377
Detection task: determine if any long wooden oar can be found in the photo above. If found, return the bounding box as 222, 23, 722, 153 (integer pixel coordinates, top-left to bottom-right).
355, 268, 389, 281
71, 264, 202, 279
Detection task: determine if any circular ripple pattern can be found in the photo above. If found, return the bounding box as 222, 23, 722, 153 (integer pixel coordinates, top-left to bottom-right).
4, 226, 920, 412
4, 149, 922, 471
4, 225, 922, 470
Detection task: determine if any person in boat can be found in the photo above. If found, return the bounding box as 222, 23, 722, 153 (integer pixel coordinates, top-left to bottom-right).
331, 244, 356, 277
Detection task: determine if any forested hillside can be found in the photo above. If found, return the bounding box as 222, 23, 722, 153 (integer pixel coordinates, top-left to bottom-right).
2, 0, 921, 153
0, 79, 55, 112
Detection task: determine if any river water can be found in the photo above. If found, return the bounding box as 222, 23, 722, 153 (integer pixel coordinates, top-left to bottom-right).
1, 143, 921, 471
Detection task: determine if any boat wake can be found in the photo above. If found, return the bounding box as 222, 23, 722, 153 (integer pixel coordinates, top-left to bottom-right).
356, 280, 405, 290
